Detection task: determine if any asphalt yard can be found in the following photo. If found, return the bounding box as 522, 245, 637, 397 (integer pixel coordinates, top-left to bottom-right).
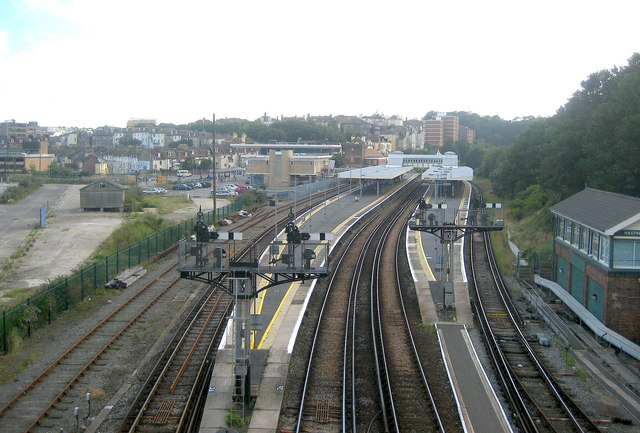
0, 185, 122, 305
0, 182, 231, 307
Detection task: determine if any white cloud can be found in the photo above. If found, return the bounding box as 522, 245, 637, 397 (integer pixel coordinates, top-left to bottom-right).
0, 30, 8, 57
1, 0, 639, 127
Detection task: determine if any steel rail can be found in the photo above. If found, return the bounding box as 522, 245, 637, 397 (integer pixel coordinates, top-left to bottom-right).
122, 288, 231, 433
483, 231, 599, 432
371, 186, 434, 432
292, 203, 370, 433
393, 217, 446, 432
121, 184, 349, 432
24, 274, 183, 432
469, 184, 599, 433
292, 178, 420, 433
0, 263, 178, 418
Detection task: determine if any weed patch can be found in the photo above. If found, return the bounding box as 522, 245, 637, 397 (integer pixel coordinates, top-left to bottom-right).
95, 214, 173, 259
0, 177, 43, 204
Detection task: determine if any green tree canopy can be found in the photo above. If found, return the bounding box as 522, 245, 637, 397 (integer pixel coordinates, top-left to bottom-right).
118, 136, 142, 147
191, 119, 346, 143
487, 53, 640, 202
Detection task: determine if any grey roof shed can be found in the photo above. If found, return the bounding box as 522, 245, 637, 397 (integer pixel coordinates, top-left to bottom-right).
80, 179, 127, 211
550, 188, 640, 235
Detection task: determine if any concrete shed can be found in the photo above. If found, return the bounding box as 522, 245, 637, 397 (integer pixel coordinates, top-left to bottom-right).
80, 179, 127, 211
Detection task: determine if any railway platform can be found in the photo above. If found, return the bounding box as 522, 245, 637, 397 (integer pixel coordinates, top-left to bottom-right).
437, 323, 513, 433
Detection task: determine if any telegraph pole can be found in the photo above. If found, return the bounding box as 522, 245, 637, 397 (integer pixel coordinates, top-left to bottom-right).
212, 113, 217, 223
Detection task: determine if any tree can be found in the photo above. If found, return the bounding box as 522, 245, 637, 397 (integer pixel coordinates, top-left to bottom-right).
332, 152, 344, 168
488, 52, 640, 203
118, 136, 142, 147
180, 157, 197, 171
199, 158, 212, 171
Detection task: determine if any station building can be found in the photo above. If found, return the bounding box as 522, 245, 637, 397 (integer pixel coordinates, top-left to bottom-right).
0, 141, 54, 175
550, 188, 640, 345
231, 142, 341, 156
386, 150, 458, 169
242, 149, 333, 188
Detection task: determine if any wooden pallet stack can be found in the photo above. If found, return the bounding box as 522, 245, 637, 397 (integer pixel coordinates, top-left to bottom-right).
105, 266, 147, 289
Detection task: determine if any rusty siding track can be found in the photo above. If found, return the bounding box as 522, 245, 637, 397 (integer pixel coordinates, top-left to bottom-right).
0, 264, 185, 433
119, 286, 232, 433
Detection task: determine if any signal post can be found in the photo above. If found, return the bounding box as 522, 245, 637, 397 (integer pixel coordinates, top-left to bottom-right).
178, 210, 331, 417
409, 198, 504, 309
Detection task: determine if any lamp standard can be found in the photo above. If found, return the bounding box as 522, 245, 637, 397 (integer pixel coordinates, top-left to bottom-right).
273, 188, 294, 240
279, 179, 297, 219
323, 171, 327, 216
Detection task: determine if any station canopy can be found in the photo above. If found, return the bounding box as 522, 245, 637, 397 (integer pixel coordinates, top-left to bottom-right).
338, 165, 413, 180
421, 165, 473, 181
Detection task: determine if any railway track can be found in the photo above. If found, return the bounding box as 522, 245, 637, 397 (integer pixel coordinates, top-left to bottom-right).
285, 179, 452, 432
115, 183, 361, 432
0, 183, 350, 433
469, 188, 601, 433
0, 263, 196, 433
371, 188, 445, 432
285, 181, 413, 432
119, 284, 232, 433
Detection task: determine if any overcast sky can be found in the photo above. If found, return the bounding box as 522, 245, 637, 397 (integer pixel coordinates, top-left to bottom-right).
0, 0, 638, 128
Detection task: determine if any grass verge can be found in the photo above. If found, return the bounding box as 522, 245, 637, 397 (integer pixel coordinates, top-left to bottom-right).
474, 177, 553, 275
94, 213, 174, 260
0, 177, 43, 204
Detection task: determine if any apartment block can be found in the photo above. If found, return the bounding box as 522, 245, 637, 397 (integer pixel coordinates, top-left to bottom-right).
424, 120, 444, 147
458, 125, 476, 143
442, 116, 459, 142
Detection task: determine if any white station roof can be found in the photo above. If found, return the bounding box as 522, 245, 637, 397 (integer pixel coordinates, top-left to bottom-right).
422, 165, 473, 181
338, 165, 413, 180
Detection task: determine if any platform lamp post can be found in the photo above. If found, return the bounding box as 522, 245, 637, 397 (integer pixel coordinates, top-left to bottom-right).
279, 180, 297, 219
273, 192, 278, 240
323, 171, 327, 216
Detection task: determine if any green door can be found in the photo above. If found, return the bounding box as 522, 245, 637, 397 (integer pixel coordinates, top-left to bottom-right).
557, 256, 568, 289
570, 267, 585, 303
587, 279, 604, 321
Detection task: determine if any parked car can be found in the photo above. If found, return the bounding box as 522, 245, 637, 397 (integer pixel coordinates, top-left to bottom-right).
173, 184, 193, 190
142, 187, 167, 194
212, 190, 233, 197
